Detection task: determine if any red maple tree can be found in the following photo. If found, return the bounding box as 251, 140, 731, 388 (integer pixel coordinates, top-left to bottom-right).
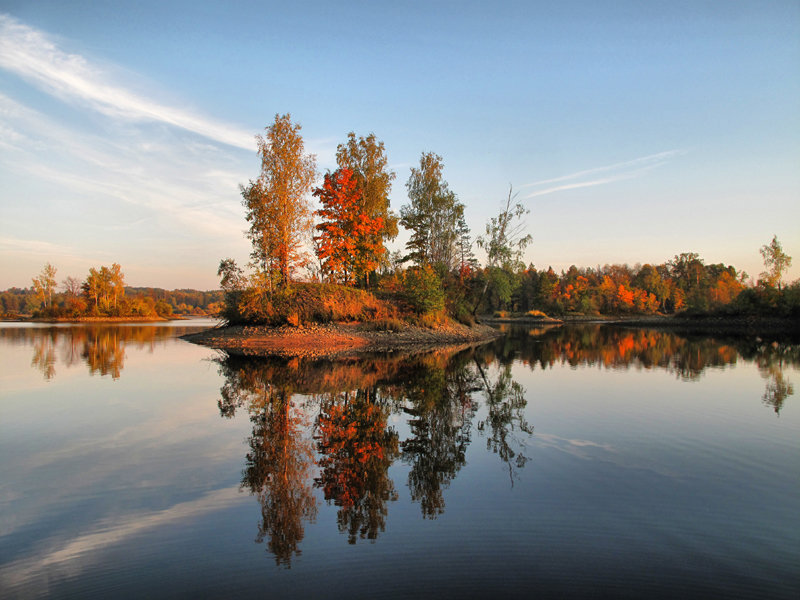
313, 168, 385, 285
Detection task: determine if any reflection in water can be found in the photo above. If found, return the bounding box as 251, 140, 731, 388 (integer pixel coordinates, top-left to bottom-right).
244, 389, 317, 567
1, 323, 211, 380
217, 357, 318, 566
755, 343, 797, 414
494, 325, 797, 414
214, 346, 534, 564
315, 389, 399, 543
395, 352, 477, 519
475, 361, 534, 484
209, 325, 799, 566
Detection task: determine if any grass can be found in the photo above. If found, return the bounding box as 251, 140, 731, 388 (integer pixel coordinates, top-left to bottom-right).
231, 282, 403, 326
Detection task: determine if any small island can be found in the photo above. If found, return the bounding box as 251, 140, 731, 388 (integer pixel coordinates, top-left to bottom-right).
182, 320, 501, 359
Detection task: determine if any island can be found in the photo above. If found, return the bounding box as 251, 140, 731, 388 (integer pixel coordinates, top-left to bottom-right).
182, 320, 501, 359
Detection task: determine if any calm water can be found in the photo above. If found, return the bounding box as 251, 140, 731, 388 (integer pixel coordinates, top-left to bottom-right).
0, 320, 798, 599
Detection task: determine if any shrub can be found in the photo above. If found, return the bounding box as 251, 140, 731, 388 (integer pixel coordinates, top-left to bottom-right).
403, 266, 445, 315
155, 300, 173, 318
453, 305, 475, 326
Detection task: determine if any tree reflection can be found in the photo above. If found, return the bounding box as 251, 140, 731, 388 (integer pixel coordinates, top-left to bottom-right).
81, 328, 126, 378
752, 341, 797, 415
314, 388, 399, 543
494, 325, 744, 380
216, 356, 317, 567
474, 358, 533, 485
208, 324, 798, 562
214, 347, 534, 549
392, 352, 480, 519
496, 325, 798, 412
31, 332, 57, 380
6, 324, 190, 380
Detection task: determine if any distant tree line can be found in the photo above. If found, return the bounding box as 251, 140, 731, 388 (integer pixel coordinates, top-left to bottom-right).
1, 263, 223, 319
219, 113, 798, 325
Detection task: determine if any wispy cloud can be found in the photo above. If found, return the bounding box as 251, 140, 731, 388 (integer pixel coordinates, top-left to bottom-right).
0, 14, 254, 150
0, 486, 243, 594
0, 236, 74, 256
521, 150, 685, 199
0, 92, 247, 238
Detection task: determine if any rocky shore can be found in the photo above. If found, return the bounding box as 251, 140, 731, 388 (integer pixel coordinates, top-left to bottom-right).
181, 321, 503, 358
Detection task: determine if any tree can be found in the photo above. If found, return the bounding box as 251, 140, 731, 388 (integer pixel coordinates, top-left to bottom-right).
313, 168, 385, 285
109, 263, 125, 312
32, 263, 57, 310
760, 235, 792, 290
62, 276, 81, 297
477, 186, 532, 272
218, 258, 245, 292
241, 114, 317, 290
336, 132, 398, 241
83, 267, 102, 312
62, 275, 87, 316
668, 252, 705, 289
474, 186, 532, 311
400, 152, 465, 270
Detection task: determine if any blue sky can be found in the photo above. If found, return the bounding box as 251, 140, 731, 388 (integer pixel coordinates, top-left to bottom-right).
1, 0, 798, 289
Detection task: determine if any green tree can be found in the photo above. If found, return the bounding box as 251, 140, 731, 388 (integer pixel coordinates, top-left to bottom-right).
477, 186, 532, 271
400, 152, 465, 270
32, 263, 57, 310
474, 186, 532, 311
760, 235, 792, 290
241, 114, 317, 290
218, 258, 246, 292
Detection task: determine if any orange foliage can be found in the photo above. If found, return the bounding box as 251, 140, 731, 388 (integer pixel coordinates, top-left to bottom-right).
314, 169, 385, 285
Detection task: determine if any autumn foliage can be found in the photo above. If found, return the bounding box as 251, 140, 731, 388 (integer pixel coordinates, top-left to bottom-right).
314, 168, 385, 286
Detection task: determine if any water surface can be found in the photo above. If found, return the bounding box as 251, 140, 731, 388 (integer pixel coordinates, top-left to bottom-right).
0, 321, 797, 599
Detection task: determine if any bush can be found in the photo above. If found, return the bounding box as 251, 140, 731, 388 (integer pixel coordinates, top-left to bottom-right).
452, 305, 475, 326
403, 266, 445, 315
155, 300, 173, 318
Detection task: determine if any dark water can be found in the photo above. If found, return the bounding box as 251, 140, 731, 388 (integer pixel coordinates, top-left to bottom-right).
0, 320, 798, 599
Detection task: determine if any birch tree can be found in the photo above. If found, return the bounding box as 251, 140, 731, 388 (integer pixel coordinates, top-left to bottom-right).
400, 152, 465, 270
32, 263, 57, 310
241, 114, 317, 290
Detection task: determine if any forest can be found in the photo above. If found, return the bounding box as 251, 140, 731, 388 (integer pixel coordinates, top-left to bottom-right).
0, 263, 222, 319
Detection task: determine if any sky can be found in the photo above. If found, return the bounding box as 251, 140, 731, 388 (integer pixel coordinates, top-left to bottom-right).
1, 0, 798, 289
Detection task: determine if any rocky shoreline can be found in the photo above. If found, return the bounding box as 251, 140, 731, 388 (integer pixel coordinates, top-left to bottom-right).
181, 321, 503, 358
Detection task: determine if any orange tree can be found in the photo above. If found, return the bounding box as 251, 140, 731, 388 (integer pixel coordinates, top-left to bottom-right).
313, 168, 385, 286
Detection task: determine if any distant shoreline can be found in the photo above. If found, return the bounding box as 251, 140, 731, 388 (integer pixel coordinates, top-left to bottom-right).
483, 314, 800, 335
6, 316, 172, 323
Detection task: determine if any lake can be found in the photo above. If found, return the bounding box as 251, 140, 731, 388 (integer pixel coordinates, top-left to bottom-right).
0, 320, 798, 599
